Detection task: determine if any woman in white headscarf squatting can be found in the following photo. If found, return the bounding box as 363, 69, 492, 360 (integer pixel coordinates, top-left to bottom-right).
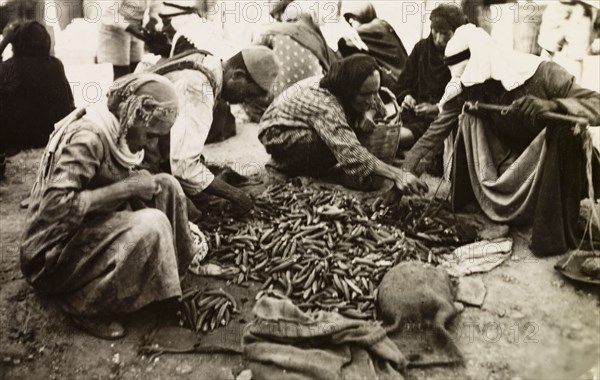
400, 24, 600, 257
20, 73, 200, 340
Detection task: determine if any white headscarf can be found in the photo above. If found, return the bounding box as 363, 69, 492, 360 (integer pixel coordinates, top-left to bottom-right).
83, 103, 145, 169
439, 24, 545, 106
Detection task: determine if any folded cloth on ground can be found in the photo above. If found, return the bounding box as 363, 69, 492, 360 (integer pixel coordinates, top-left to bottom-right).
242, 297, 406, 380
440, 238, 513, 277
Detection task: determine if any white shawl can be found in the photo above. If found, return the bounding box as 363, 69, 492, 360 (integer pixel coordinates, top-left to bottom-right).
440, 24, 545, 106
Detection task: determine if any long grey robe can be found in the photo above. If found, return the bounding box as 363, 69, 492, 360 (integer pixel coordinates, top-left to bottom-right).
20, 118, 196, 316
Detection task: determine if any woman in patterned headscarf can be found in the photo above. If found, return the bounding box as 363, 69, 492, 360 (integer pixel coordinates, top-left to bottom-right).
259, 54, 421, 192
20, 73, 198, 340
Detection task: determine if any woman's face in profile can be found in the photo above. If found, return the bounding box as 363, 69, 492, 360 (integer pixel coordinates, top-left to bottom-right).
350, 70, 380, 114
126, 124, 160, 153
125, 107, 177, 153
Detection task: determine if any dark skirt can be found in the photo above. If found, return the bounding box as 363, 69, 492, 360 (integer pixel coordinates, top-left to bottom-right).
260, 126, 384, 191
452, 123, 600, 256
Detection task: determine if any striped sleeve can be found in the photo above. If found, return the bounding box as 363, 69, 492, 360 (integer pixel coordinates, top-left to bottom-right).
311, 106, 378, 179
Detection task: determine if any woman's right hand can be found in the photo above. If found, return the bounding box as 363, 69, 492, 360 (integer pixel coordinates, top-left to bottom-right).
127, 170, 160, 200
394, 169, 428, 196
414, 102, 439, 118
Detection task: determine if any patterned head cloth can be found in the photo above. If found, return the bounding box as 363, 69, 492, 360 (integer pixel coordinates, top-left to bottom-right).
81, 73, 180, 169
107, 73, 179, 137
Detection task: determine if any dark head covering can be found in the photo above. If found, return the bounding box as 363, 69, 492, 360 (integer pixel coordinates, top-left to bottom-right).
320, 54, 379, 118
342, 2, 377, 24
11, 21, 51, 58
430, 3, 468, 32
0, 20, 73, 153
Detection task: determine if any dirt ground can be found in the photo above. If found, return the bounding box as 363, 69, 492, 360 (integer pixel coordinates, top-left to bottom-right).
1, 119, 599, 380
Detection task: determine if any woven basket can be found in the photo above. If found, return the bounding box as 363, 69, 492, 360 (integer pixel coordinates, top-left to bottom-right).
358, 88, 402, 164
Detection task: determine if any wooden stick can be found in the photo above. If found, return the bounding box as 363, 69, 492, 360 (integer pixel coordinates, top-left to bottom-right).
464, 101, 590, 125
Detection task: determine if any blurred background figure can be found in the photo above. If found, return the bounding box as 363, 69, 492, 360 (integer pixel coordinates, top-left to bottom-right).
245, 2, 341, 121
538, 0, 599, 82
0, 20, 74, 180
338, 1, 408, 95
0, 0, 55, 58
131, 1, 230, 74
50, 0, 97, 30
460, 0, 515, 27
284, 0, 368, 53
96, 0, 161, 80
0, 0, 43, 31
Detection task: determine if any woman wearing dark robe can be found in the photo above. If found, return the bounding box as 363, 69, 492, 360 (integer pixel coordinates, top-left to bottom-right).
0, 21, 74, 178
395, 4, 468, 152
338, 1, 408, 95
259, 54, 426, 193
400, 24, 600, 256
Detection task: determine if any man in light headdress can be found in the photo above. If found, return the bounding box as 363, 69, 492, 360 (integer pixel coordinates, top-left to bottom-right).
400, 24, 600, 256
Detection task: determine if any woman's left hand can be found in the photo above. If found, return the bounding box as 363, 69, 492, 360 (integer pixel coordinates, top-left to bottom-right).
512, 95, 558, 119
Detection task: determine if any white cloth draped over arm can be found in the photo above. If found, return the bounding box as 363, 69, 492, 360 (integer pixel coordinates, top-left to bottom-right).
166, 69, 216, 195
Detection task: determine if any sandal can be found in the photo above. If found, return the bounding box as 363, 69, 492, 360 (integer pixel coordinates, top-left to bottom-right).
72, 316, 126, 340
